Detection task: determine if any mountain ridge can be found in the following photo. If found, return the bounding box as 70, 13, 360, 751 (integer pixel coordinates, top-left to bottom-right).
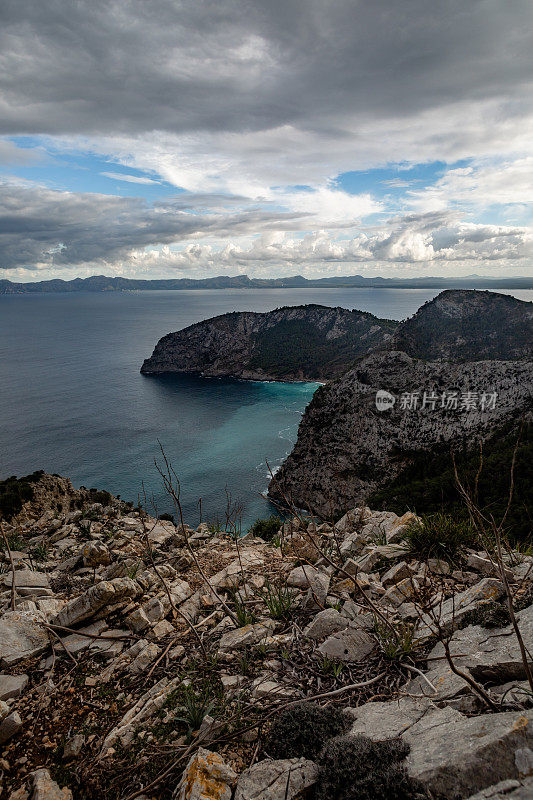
1, 273, 533, 294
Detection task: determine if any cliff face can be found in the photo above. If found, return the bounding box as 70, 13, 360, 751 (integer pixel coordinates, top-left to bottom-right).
269, 290, 533, 517
269, 350, 533, 517
141, 304, 396, 381
392, 289, 533, 360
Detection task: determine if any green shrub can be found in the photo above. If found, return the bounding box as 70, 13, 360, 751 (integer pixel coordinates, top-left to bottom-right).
264, 702, 350, 761
315, 735, 424, 800
249, 515, 282, 541
262, 579, 297, 620
401, 512, 477, 563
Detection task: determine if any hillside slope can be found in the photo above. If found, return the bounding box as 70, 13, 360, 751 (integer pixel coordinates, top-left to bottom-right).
392, 289, 533, 360
141, 304, 396, 381
268, 350, 533, 519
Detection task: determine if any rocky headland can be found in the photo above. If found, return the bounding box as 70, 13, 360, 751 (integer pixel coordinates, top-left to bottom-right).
140, 305, 396, 381
0, 473, 532, 800
269, 291, 533, 518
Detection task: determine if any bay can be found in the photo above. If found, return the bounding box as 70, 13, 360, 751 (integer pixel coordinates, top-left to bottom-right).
1, 286, 530, 528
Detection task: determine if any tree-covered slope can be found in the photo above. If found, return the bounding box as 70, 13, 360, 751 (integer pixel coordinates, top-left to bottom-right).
141, 304, 396, 381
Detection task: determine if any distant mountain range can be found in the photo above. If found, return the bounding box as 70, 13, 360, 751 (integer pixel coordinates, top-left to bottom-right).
1, 273, 532, 294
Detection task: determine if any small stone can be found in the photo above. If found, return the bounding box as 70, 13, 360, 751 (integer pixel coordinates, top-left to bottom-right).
318, 622, 375, 662
129, 642, 161, 674
0, 674, 29, 701
382, 561, 411, 587
218, 621, 276, 653
63, 734, 85, 759
303, 608, 349, 641
0, 710, 22, 745
152, 619, 174, 638
82, 542, 111, 567
173, 747, 236, 800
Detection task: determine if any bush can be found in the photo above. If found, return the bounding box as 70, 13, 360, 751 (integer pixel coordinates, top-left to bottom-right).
158, 512, 174, 523
401, 512, 477, 563
249, 515, 282, 541
315, 735, 424, 800
264, 702, 350, 761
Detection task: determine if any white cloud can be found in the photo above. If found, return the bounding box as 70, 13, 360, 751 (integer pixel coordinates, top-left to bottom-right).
100, 171, 161, 185
407, 158, 533, 213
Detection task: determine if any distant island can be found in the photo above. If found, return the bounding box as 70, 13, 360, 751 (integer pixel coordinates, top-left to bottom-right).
1, 272, 532, 294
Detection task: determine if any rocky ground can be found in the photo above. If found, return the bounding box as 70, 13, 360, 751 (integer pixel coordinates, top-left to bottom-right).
0, 474, 532, 800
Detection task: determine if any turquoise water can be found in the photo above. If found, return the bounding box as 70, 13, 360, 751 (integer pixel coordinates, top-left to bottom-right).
1, 287, 530, 527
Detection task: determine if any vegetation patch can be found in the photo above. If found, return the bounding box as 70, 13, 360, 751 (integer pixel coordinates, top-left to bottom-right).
315, 735, 425, 800
264, 702, 350, 761
399, 512, 477, 563
0, 470, 44, 521
249, 515, 282, 541
368, 418, 533, 543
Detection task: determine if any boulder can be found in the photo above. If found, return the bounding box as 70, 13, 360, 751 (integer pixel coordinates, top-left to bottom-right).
466, 778, 533, 799
29, 769, 73, 800
346, 696, 436, 739
0, 707, 22, 744
467, 554, 513, 581
411, 603, 533, 694
234, 758, 319, 800
2, 570, 51, 597
100, 676, 180, 756
0, 673, 29, 700
0, 611, 50, 667
417, 578, 504, 638
173, 747, 236, 800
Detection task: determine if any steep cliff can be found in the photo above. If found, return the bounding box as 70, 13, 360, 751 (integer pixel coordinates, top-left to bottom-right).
268, 350, 533, 518
141, 304, 396, 381
269, 290, 533, 518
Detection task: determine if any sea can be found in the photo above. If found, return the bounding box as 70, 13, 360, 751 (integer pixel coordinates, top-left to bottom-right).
1, 287, 531, 529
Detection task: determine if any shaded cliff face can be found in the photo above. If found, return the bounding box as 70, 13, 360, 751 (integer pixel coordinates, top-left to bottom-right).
268, 350, 533, 517
141, 305, 396, 381
392, 290, 533, 360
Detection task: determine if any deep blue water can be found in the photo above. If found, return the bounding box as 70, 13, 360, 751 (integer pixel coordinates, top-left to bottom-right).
1, 287, 531, 528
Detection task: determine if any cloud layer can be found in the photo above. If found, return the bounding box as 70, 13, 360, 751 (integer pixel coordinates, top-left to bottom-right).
0, 0, 532, 277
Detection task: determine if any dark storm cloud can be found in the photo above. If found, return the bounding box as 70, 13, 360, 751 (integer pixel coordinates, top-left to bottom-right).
0, 182, 305, 269
0, 0, 531, 137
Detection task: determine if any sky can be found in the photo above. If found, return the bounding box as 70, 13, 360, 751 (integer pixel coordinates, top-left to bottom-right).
0, 0, 532, 281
